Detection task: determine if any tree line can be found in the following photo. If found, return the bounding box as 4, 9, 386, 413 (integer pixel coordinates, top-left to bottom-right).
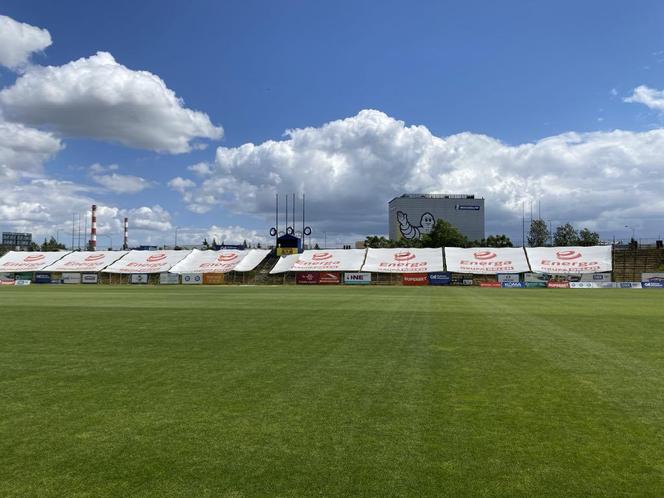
364, 219, 601, 248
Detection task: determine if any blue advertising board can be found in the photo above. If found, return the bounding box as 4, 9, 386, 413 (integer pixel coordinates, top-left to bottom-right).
501, 281, 525, 288
34, 272, 51, 284
642, 282, 664, 288
428, 272, 451, 285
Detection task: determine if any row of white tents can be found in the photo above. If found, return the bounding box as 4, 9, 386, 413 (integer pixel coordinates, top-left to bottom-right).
0, 246, 612, 275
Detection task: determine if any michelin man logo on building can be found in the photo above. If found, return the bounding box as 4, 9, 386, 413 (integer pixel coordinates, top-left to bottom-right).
396, 211, 435, 240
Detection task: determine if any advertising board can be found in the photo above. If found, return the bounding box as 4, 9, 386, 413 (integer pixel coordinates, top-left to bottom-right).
501, 281, 525, 288
159, 273, 179, 284
525, 282, 546, 288
81, 274, 98, 284
34, 272, 51, 284
318, 272, 341, 285
62, 273, 81, 284
547, 281, 570, 288
642, 281, 664, 288
618, 282, 642, 289
203, 273, 225, 285
344, 272, 371, 285
130, 273, 149, 284
462, 279, 474, 286
497, 273, 520, 283
428, 272, 451, 285
445, 247, 530, 274
479, 281, 501, 288
15, 279, 31, 286
181, 273, 202, 285
296, 272, 320, 284
402, 273, 429, 286
0, 279, 15, 285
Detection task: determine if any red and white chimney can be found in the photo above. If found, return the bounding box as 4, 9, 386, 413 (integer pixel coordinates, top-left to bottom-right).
90, 204, 97, 251
123, 217, 128, 250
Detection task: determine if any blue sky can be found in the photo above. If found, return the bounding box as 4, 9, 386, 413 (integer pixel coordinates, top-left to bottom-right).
1, 1, 664, 246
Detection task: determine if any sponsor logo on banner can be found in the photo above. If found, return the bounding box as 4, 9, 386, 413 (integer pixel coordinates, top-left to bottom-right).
319, 272, 340, 284
590, 273, 612, 282
217, 253, 238, 262
344, 272, 371, 284
203, 273, 225, 285
547, 281, 570, 288
448, 248, 527, 273
81, 274, 98, 284
23, 254, 45, 262
480, 281, 501, 288
497, 273, 520, 283
642, 273, 664, 283
312, 252, 333, 261
556, 250, 582, 260
15, 279, 31, 286
34, 272, 51, 284
501, 281, 525, 288
474, 251, 497, 260
463, 279, 474, 286
525, 282, 547, 288
296, 272, 320, 284
84, 253, 105, 262
402, 273, 428, 286
456, 205, 480, 210
62, 273, 81, 284
570, 282, 595, 288
618, 282, 642, 289
643, 281, 664, 288
428, 272, 451, 285
0, 279, 15, 285
147, 253, 167, 262
130, 273, 149, 284
159, 273, 180, 284
182, 273, 202, 284
394, 251, 417, 262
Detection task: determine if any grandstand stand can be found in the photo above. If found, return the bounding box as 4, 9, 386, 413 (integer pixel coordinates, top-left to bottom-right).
612, 246, 664, 282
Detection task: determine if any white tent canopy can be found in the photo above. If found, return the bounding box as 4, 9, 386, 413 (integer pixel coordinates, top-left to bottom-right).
102, 250, 191, 274
43, 251, 128, 272
269, 254, 301, 274
445, 247, 530, 274
288, 249, 366, 272
362, 248, 444, 273
526, 246, 612, 274
168, 249, 270, 274
0, 251, 70, 272
233, 249, 271, 272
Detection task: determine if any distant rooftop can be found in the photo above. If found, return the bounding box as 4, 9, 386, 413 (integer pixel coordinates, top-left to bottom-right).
389, 193, 483, 202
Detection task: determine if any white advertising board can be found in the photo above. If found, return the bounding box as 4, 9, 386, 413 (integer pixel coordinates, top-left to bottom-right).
62, 273, 81, 284
103, 250, 191, 274
362, 248, 444, 273
445, 247, 530, 274
344, 272, 372, 284
44, 251, 128, 272
181, 273, 202, 285
159, 273, 180, 284
130, 274, 149, 284
81, 274, 98, 284
497, 273, 521, 283
0, 251, 69, 272
526, 246, 612, 274
289, 249, 366, 272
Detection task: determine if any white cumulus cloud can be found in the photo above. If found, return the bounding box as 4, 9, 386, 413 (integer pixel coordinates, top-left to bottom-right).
0, 51, 223, 153
0, 120, 63, 175
91, 172, 153, 194
0, 15, 52, 70
624, 85, 664, 112
171, 109, 664, 241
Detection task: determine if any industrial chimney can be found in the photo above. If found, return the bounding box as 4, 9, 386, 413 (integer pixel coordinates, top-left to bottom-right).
90, 204, 97, 251
123, 217, 129, 250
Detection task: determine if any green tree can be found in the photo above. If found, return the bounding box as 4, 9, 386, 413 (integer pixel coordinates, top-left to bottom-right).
41, 237, 67, 251
578, 228, 600, 246
485, 234, 513, 248
527, 219, 550, 247
202, 238, 210, 249
554, 223, 579, 246
420, 220, 468, 248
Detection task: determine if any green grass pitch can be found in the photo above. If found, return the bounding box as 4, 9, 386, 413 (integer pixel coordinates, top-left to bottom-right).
2, 285, 664, 497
